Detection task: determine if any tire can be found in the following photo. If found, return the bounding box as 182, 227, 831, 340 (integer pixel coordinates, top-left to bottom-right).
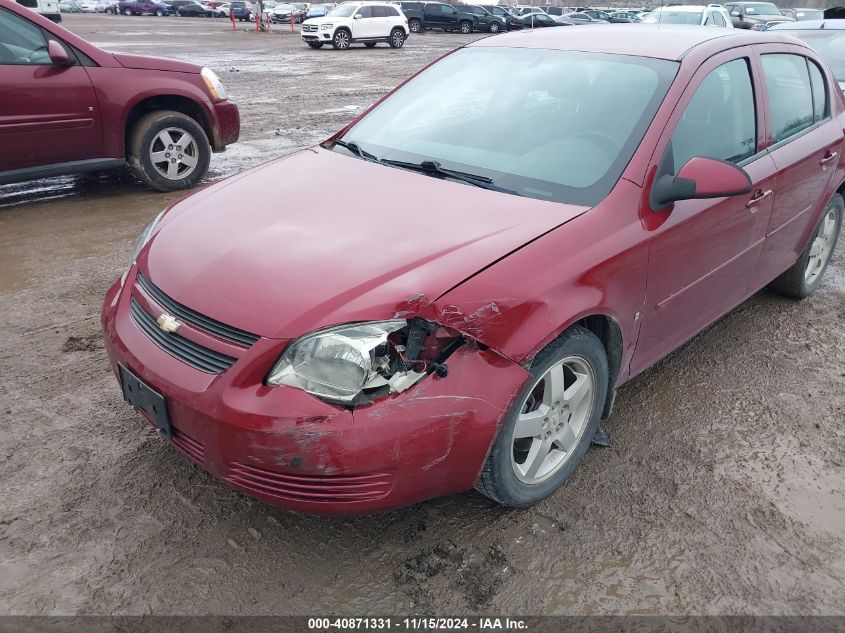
408, 18, 421, 32
365, 41, 376, 47
331, 28, 351, 49
770, 193, 843, 299
389, 28, 405, 48
489, 20, 500, 32
306, 41, 323, 48
459, 20, 472, 33
123, 7, 132, 15
476, 326, 608, 507
127, 110, 210, 192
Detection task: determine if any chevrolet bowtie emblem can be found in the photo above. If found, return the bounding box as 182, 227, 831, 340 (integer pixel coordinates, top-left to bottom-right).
156, 313, 181, 333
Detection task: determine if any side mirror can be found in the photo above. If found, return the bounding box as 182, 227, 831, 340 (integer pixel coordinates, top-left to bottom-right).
353, 12, 362, 17
48, 40, 73, 66
651, 156, 752, 210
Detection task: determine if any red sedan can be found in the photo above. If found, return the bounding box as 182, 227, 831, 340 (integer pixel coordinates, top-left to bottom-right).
0, 0, 239, 190
103, 26, 843, 514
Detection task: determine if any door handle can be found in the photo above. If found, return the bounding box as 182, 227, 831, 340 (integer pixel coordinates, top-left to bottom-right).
820, 150, 838, 166
746, 189, 772, 209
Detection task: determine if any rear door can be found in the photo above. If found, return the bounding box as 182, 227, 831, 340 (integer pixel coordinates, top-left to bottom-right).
0, 6, 102, 172
750, 45, 844, 287
632, 49, 778, 374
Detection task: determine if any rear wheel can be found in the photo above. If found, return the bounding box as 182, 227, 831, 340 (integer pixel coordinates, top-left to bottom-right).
459, 20, 472, 33
389, 28, 405, 48
770, 193, 843, 298
332, 28, 351, 49
128, 110, 210, 192
408, 18, 421, 32
489, 20, 500, 32
476, 327, 608, 507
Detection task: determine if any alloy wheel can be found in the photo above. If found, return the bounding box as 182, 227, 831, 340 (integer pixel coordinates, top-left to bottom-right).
805, 208, 839, 285
149, 127, 199, 181
510, 356, 595, 484
335, 30, 350, 48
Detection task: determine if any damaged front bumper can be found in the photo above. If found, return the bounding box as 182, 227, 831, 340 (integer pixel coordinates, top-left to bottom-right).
101, 277, 530, 515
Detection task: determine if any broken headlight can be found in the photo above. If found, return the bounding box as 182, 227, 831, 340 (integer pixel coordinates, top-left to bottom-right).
266, 319, 461, 406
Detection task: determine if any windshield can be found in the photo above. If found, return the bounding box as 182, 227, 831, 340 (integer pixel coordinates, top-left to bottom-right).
641, 9, 703, 24
337, 47, 677, 206
787, 31, 845, 79
743, 2, 781, 15
327, 3, 355, 16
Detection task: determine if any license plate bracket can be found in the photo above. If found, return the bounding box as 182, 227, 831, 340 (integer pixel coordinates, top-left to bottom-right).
118, 364, 171, 438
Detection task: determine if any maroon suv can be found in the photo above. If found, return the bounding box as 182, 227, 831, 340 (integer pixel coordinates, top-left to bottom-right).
0, 0, 239, 191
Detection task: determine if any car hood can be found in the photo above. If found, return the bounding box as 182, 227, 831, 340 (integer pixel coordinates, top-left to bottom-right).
745, 14, 793, 22
113, 53, 199, 73
142, 148, 588, 340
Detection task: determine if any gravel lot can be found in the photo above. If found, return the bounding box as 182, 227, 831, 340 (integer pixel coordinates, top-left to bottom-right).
1, 14, 843, 617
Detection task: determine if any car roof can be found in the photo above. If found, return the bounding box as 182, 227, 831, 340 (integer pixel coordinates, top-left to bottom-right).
469, 24, 795, 60
769, 19, 845, 30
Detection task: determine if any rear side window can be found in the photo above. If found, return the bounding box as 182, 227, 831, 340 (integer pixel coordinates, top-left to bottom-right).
762, 53, 815, 143
0, 7, 49, 65
808, 59, 828, 123
669, 58, 757, 172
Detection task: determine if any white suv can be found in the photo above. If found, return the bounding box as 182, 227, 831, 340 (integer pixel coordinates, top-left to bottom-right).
301, 1, 409, 49
640, 4, 734, 27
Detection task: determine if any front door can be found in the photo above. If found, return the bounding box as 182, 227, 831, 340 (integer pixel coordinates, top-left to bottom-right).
632, 50, 778, 375
0, 7, 102, 172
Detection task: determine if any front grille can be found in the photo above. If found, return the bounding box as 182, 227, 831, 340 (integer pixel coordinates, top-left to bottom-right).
171, 428, 205, 464
130, 298, 236, 373
226, 462, 394, 503
302, 23, 317, 31
136, 272, 259, 348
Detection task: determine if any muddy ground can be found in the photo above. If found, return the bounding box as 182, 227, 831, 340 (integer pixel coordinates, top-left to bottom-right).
1, 14, 843, 617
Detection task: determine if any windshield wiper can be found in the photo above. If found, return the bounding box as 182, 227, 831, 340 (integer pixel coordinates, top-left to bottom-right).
380, 159, 522, 196
331, 139, 381, 163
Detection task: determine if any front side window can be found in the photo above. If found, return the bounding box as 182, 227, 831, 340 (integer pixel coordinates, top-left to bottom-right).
338, 47, 677, 206
0, 8, 49, 65
762, 53, 815, 143
355, 6, 372, 17
669, 59, 757, 172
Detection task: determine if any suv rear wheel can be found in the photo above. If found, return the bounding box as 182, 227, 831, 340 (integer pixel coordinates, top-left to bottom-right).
459, 20, 472, 33
489, 20, 500, 32
408, 18, 421, 32
332, 28, 351, 49
128, 110, 210, 192
389, 28, 405, 48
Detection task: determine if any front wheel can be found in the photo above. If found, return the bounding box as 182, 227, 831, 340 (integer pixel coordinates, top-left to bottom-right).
489, 20, 501, 32
331, 29, 350, 49
408, 18, 421, 32
389, 28, 405, 48
770, 193, 843, 298
459, 20, 472, 33
476, 327, 608, 507
128, 110, 211, 192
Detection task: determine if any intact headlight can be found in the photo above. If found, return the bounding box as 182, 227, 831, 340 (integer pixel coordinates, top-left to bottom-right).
130, 210, 165, 266
201, 67, 229, 101
320, 23, 332, 29
267, 319, 461, 405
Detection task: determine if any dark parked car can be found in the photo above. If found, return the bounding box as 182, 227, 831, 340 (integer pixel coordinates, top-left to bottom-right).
563, 11, 607, 23
460, 4, 505, 32
0, 0, 239, 190
229, 0, 251, 19
305, 2, 331, 17
725, 1, 793, 29
768, 19, 845, 89
479, 3, 516, 28
118, 0, 172, 14
397, 1, 477, 33
102, 25, 845, 516
173, 0, 215, 15
512, 11, 568, 27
